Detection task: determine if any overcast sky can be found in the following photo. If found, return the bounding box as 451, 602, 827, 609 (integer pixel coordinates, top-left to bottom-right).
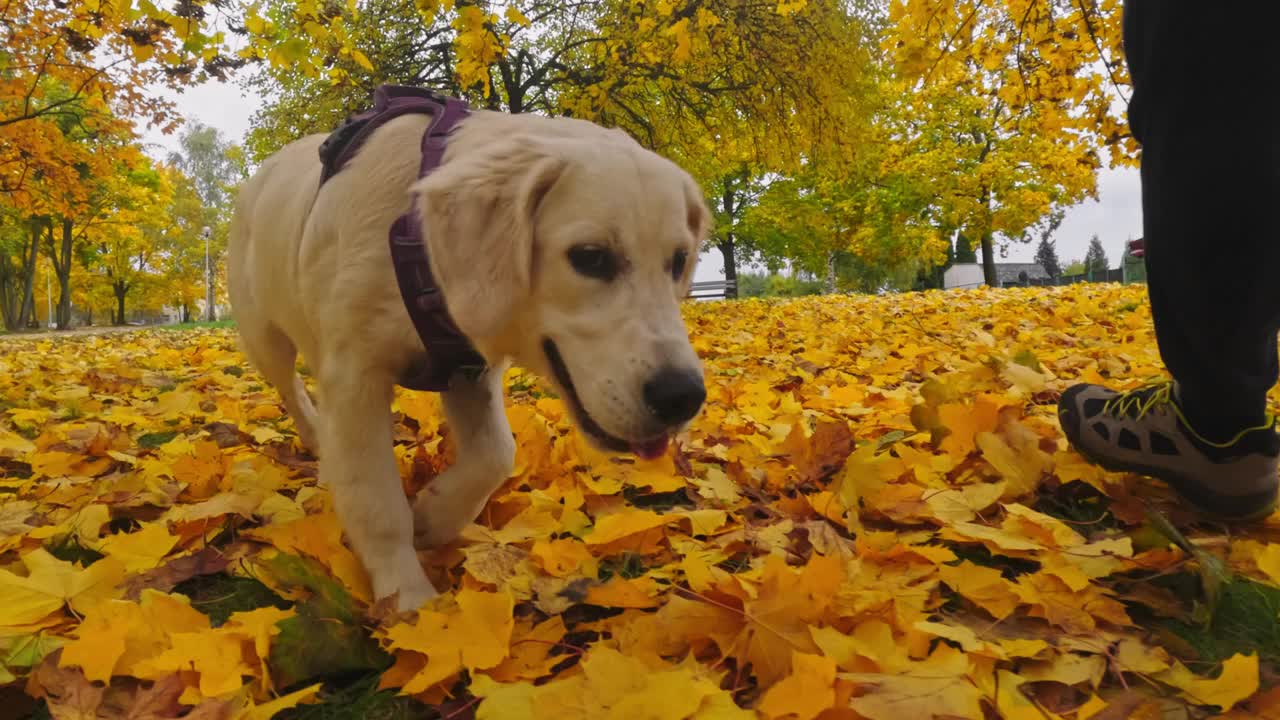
140, 79, 1144, 281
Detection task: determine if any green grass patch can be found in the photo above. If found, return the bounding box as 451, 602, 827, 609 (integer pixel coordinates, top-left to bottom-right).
946, 544, 1039, 579
45, 535, 105, 567
172, 573, 292, 626
1161, 576, 1280, 666
1033, 481, 1120, 532
138, 430, 180, 448
623, 486, 696, 512
156, 319, 236, 331
598, 552, 647, 581
276, 673, 436, 720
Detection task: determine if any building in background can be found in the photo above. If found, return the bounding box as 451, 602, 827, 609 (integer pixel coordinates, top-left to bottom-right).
943, 263, 1051, 289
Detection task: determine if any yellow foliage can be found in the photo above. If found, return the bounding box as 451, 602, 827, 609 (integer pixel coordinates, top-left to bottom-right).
0, 284, 1273, 715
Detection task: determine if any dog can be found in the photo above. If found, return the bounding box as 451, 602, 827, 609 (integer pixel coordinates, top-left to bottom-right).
226, 98, 711, 610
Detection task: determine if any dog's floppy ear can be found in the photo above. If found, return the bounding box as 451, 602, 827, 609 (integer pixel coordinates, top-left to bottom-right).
412, 135, 566, 341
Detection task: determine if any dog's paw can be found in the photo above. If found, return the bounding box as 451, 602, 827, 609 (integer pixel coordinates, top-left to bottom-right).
381, 574, 438, 612
412, 523, 461, 550
412, 494, 476, 549
396, 582, 438, 612
366, 550, 438, 611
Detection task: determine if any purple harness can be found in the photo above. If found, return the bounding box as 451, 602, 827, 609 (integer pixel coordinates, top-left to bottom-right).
318, 85, 486, 391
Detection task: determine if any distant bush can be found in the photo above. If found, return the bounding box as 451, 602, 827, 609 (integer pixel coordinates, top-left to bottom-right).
738, 272, 825, 298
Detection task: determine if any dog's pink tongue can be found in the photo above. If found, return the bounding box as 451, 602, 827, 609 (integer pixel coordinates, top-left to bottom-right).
631, 435, 670, 460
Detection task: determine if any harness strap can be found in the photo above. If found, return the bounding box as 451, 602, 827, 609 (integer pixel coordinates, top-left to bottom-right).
318, 85, 486, 392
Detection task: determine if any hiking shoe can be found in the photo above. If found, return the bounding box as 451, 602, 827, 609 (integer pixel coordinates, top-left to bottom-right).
1058, 380, 1280, 521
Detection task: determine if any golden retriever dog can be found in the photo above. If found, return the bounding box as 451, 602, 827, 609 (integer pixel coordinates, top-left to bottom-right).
226, 105, 711, 610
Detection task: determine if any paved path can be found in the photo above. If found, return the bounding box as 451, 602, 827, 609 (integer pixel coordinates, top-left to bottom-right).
0, 325, 168, 341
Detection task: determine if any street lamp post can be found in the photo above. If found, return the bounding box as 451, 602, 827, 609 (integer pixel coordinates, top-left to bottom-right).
202, 226, 214, 322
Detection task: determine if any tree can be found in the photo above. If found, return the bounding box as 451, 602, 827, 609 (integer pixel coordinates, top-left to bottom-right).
0, 0, 247, 330
1084, 235, 1109, 275
241, 0, 880, 291
88, 164, 170, 324
154, 171, 216, 323
1, 0, 242, 207
734, 96, 949, 295
884, 0, 1134, 287
708, 171, 767, 297
244, 0, 874, 163
167, 122, 246, 321
1035, 238, 1062, 279
738, 170, 945, 294
168, 123, 244, 213
0, 213, 44, 330
955, 235, 978, 264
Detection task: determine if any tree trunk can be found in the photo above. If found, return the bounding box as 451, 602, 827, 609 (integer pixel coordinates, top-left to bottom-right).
49, 218, 74, 329
0, 264, 12, 331
719, 182, 738, 298
824, 252, 837, 294
977, 188, 998, 287
204, 249, 216, 322
980, 231, 998, 287
114, 282, 127, 325
16, 222, 41, 328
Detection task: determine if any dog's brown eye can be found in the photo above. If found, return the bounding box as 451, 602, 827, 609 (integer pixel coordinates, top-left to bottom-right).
568, 245, 618, 281
671, 249, 688, 280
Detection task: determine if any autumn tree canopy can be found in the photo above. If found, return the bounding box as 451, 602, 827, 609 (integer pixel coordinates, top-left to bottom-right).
882, 0, 1132, 287
2, 0, 1131, 306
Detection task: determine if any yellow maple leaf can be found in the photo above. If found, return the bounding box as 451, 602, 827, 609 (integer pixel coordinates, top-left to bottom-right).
975, 425, 1051, 499
472, 646, 749, 720
0, 549, 126, 627
843, 644, 984, 720
170, 439, 225, 500
483, 616, 567, 683
1256, 543, 1280, 585
584, 508, 673, 546
244, 511, 373, 602
995, 670, 1062, 720
59, 590, 211, 684
0, 428, 35, 458
585, 576, 662, 609
924, 481, 1006, 524
134, 629, 255, 697
1157, 653, 1259, 711
96, 521, 179, 572
529, 538, 598, 578
809, 620, 911, 674
236, 681, 322, 720
758, 651, 836, 720
383, 589, 515, 694
938, 560, 1021, 620
937, 395, 1001, 456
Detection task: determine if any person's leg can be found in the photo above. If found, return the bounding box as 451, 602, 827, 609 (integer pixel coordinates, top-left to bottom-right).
1127, 1, 1280, 437
1058, 0, 1280, 520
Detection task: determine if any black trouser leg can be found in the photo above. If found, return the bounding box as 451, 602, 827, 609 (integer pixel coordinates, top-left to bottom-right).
1124, 1, 1280, 439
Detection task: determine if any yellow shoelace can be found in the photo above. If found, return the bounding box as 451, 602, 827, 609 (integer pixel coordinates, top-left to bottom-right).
1100, 379, 1275, 449
1101, 380, 1175, 422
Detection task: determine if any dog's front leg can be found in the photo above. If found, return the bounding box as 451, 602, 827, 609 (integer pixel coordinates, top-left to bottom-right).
320, 370, 437, 610
413, 369, 514, 548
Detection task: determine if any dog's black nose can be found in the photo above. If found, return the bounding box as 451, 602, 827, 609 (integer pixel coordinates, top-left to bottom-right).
643, 367, 706, 425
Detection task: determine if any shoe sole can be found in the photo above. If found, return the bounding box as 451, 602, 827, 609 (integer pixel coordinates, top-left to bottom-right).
1059, 408, 1278, 524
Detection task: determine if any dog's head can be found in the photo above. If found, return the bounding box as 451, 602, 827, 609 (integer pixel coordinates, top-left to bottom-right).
413, 124, 711, 458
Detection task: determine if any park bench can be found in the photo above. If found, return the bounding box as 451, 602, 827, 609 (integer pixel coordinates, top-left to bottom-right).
687, 279, 736, 300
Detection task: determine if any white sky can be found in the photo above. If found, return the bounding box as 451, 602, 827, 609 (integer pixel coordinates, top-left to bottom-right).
139, 79, 1143, 282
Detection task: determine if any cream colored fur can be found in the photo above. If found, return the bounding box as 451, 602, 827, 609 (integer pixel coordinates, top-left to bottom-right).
227, 109, 710, 609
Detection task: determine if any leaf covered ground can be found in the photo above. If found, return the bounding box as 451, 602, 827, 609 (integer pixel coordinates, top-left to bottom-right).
2, 284, 1279, 720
